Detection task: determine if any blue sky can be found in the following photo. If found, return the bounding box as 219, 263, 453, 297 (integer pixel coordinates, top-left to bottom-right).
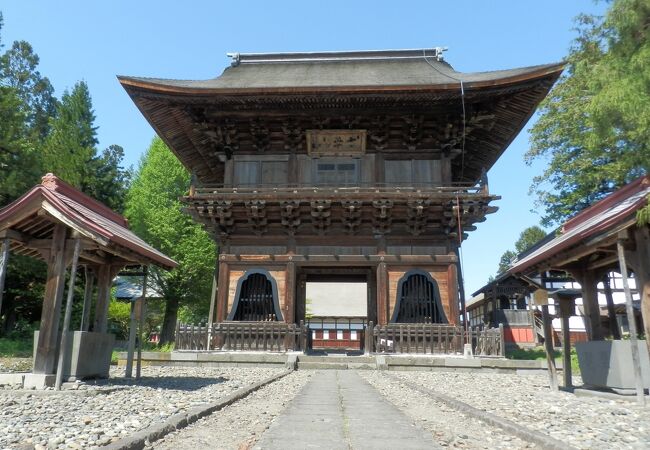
2, 1, 608, 295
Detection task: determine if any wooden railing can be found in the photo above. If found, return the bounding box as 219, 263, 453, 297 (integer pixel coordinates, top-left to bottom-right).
175, 321, 307, 352
372, 323, 504, 357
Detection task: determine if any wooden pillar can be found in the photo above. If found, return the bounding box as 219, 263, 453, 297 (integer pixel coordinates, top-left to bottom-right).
629, 226, 650, 358
0, 237, 10, 326
447, 262, 460, 325
617, 238, 646, 405
206, 255, 219, 349
541, 304, 559, 391
93, 265, 113, 333
55, 238, 81, 390
285, 261, 296, 324
558, 298, 574, 389
34, 224, 68, 374
376, 262, 389, 325
573, 267, 604, 341
80, 266, 95, 332
602, 273, 621, 340
216, 260, 229, 322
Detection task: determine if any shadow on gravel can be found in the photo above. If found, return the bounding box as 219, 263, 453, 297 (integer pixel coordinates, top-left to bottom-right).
91, 376, 228, 391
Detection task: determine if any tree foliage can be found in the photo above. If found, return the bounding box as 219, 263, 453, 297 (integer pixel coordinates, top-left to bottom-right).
125, 138, 216, 343
527, 0, 650, 226
497, 226, 547, 274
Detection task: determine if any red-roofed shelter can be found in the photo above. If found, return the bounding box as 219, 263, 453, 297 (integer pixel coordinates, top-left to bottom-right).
0, 174, 176, 384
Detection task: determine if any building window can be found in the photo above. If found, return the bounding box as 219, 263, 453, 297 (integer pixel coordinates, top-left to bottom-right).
384, 159, 442, 186
314, 159, 359, 185
351, 330, 358, 340
392, 270, 447, 323
228, 270, 283, 321
234, 160, 288, 186
337, 330, 344, 340
323, 330, 330, 340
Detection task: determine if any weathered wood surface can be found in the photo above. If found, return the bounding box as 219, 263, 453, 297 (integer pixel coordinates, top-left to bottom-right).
373, 323, 504, 357
175, 321, 306, 352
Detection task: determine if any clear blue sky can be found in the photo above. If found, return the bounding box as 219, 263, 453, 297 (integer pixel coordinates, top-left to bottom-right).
2, 0, 608, 295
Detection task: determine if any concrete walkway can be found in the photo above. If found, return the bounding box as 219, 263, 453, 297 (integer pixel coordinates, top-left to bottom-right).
254, 370, 440, 450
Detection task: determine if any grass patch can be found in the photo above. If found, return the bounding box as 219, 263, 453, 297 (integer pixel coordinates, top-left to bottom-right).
507, 345, 581, 375
0, 337, 33, 358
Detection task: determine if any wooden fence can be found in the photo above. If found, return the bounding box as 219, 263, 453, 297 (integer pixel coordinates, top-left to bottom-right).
373, 323, 504, 357
175, 321, 307, 352
175, 321, 504, 357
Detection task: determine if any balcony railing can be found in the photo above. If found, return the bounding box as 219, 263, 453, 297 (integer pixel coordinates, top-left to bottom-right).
190, 182, 490, 197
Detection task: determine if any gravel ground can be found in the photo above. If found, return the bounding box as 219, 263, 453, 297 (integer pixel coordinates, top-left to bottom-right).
392, 371, 650, 449
0, 357, 31, 373
151, 370, 313, 450
0, 366, 284, 449
360, 371, 533, 449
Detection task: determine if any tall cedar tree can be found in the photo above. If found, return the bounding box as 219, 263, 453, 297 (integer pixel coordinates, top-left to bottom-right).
41, 81, 129, 211
497, 226, 548, 274
527, 0, 650, 226
125, 138, 215, 344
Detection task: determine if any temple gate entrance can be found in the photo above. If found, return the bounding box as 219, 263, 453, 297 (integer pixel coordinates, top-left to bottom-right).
297, 269, 375, 353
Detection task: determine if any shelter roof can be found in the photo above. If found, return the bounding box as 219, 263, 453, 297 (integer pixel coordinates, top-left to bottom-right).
509, 176, 650, 275
0, 174, 177, 269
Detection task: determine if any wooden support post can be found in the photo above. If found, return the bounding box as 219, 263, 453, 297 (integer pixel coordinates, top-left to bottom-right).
558, 298, 574, 389
34, 224, 68, 374
617, 238, 646, 405
577, 268, 604, 341
0, 237, 10, 327
365, 320, 374, 355
541, 304, 558, 391
285, 261, 296, 324
125, 299, 137, 378
629, 226, 650, 359
602, 273, 621, 340
216, 260, 229, 322
55, 238, 81, 390
136, 266, 148, 380
80, 266, 95, 332
376, 262, 389, 325
93, 265, 112, 333
447, 262, 460, 326
206, 255, 219, 350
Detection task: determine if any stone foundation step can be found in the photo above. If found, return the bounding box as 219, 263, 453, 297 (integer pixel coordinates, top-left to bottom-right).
296, 361, 376, 370
298, 355, 375, 364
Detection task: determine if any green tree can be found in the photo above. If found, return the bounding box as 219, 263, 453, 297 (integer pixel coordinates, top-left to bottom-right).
497, 226, 547, 274
125, 137, 216, 344
85, 144, 131, 212
42, 81, 97, 187
527, 0, 650, 226
0, 39, 56, 141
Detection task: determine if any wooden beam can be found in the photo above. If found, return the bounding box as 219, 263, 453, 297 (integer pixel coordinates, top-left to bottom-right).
0, 238, 10, 327
55, 238, 82, 390
80, 266, 95, 332
34, 224, 67, 375
216, 260, 230, 322
616, 238, 646, 405
376, 262, 389, 325
93, 265, 113, 333
0, 228, 28, 244
285, 261, 296, 324
541, 305, 558, 392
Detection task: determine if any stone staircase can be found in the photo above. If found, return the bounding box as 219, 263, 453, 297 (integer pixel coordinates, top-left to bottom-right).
296, 354, 376, 370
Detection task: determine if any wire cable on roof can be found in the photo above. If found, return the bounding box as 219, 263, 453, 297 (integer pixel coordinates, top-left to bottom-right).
421, 49, 467, 181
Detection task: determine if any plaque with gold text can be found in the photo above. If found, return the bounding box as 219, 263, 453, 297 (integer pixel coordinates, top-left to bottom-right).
306, 130, 366, 156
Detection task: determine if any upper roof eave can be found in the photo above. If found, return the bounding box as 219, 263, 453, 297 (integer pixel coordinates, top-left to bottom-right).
117, 62, 565, 97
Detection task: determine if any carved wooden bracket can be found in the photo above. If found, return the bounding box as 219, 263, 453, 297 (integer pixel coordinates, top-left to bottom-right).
310, 200, 331, 235
342, 200, 363, 235
407, 199, 430, 236
281, 200, 301, 236
372, 200, 393, 235
246, 200, 268, 236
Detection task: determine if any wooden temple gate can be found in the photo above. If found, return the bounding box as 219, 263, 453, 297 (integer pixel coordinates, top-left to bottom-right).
121, 48, 563, 354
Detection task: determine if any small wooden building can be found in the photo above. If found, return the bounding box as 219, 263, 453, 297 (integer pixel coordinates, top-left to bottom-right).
0, 174, 176, 384
119, 49, 562, 336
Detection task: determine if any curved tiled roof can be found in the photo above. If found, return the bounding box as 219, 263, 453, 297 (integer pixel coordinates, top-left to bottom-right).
0, 174, 177, 269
